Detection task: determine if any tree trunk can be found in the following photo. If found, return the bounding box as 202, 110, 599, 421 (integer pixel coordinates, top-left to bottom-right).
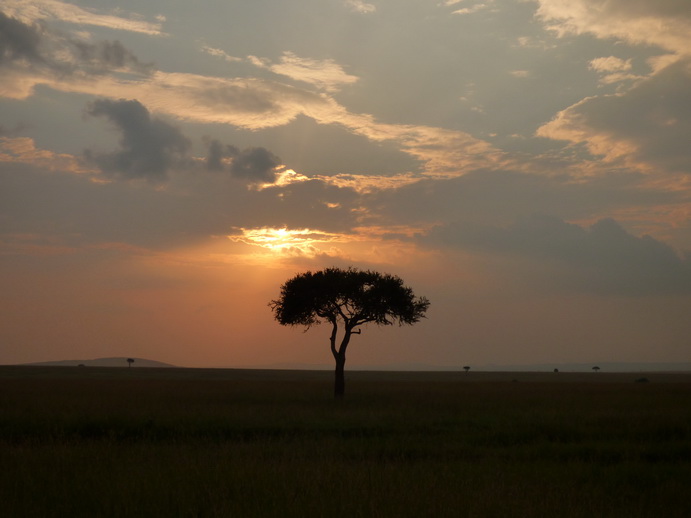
334, 354, 346, 399
330, 322, 353, 399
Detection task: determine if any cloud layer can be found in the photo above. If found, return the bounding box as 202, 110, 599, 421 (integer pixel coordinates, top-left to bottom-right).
428, 215, 691, 295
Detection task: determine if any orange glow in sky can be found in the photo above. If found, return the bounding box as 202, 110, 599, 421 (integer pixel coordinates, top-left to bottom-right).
1, 0, 691, 370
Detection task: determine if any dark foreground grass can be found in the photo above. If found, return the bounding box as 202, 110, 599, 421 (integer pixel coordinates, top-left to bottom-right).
0, 367, 689, 517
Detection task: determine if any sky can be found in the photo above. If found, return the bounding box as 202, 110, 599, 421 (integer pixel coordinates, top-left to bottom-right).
1, 0, 690, 369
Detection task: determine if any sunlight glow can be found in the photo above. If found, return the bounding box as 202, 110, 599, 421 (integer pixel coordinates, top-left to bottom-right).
257, 169, 311, 190
229, 227, 344, 255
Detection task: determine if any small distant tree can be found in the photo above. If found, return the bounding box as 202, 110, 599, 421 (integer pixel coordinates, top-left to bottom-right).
592, 366, 600, 373
269, 267, 429, 398
553, 368, 559, 373
127, 358, 135, 368
463, 365, 470, 375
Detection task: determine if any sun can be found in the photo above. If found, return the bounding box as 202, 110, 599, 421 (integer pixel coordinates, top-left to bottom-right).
229, 227, 343, 255
240, 228, 309, 250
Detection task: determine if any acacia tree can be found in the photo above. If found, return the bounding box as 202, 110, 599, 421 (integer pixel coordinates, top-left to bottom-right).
269, 267, 430, 398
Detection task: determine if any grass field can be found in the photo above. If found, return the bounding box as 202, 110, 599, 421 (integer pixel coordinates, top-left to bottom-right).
1, 366, 689, 517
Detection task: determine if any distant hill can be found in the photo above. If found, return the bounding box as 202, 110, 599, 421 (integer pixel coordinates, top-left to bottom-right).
23, 357, 175, 368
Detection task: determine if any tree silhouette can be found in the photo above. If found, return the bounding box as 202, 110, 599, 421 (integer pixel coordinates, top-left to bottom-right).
269, 267, 429, 398
592, 366, 600, 373
127, 358, 135, 368
463, 365, 470, 375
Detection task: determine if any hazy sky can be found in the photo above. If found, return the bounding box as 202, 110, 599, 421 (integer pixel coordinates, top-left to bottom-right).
2, 0, 690, 369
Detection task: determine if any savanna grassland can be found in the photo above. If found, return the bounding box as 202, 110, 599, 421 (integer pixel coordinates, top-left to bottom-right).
1, 367, 690, 517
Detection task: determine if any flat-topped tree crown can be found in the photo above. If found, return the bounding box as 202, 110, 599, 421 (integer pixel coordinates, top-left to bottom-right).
270, 267, 430, 398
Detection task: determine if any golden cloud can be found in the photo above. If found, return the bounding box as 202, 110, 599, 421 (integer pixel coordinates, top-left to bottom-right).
535, 0, 691, 57
3, 0, 164, 35
0, 137, 93, 174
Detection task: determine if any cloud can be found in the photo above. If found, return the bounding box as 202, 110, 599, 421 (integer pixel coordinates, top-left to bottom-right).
589, 57, 632, 74
84, 99, 190, 181
229, 147, 282, 183
442, 0, 492, 14
250, 51, 359, 92
0, 138, 366, 259
0, 11, 153, 98
538, 57, 691, 174
0, 136, 92, 176
204, 138, 238, 171
5, 99, 286, 186
2, 0, 164, 35
345, 1, 376, 14
427, 214, 691, 295
0, 11, 43, 65
16, 67, 500, 176
534, 0, 691, 57
117, 73, 329, 129
201, 46, 242, 63
249, 178, 362, 233
532, 1, 691, 176
588, 56, 640, 85
72, 39, 153, 75
366, 167, 691, 252
204, 138, 282, 183
0, 9, 502, 179
227, 227, 349, 258
452, 3, 491, 15
0, 11, 58, 99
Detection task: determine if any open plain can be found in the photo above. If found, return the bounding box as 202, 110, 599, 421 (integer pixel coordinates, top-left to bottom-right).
1, 366, 689, 517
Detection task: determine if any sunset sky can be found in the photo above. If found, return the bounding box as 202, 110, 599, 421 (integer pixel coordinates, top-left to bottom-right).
2, 0, 690, 369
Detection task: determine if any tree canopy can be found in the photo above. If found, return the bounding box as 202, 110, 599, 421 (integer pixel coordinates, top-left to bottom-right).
270, 267, 430, 397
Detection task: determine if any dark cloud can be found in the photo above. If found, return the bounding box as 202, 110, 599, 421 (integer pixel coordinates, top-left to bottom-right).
204, 138, 238, 171
229, 147, 281, 183
85, 99, 190, 181
204, 138, 281, 183
0, 11, 152, 79
72, 40, 154, 75
427, 214, 691, 295
84, 102, 285, 183
0, 11, 43, 65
